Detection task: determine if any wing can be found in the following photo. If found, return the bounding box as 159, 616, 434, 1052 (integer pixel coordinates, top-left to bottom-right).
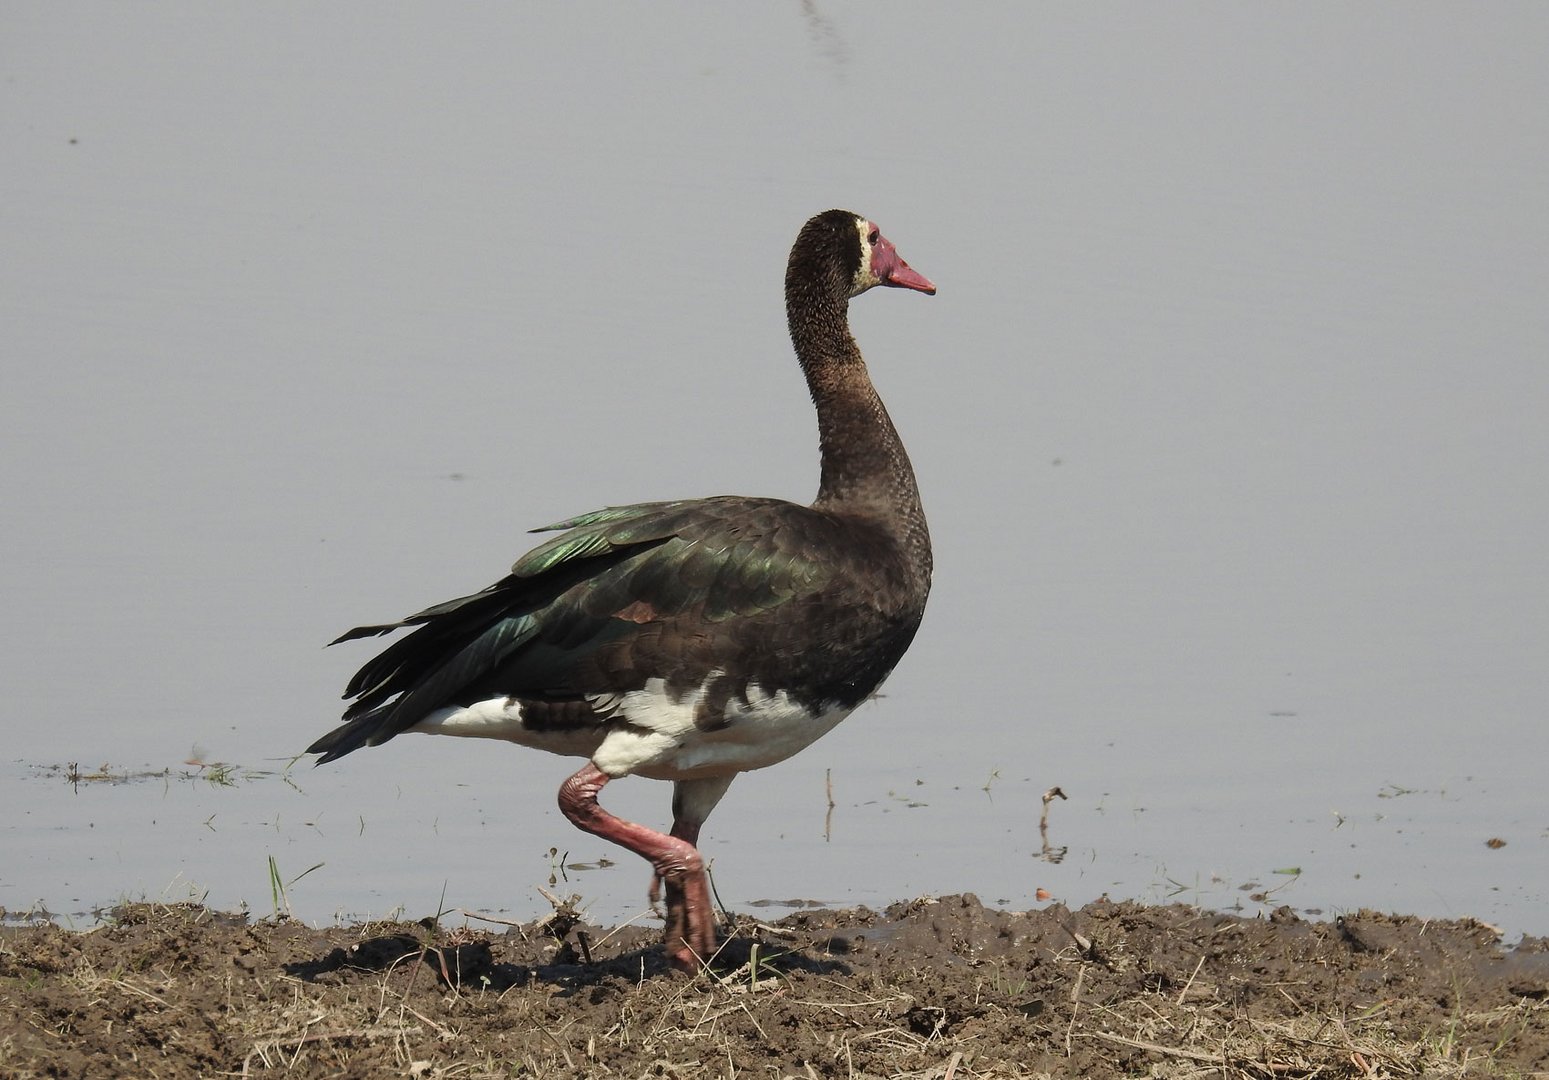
308, 496, 916, 762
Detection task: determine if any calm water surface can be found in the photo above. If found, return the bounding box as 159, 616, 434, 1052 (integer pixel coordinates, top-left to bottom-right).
4, 6, 1546, 938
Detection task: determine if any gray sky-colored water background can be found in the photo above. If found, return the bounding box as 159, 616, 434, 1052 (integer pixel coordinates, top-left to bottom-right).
4, 5, 1546, 938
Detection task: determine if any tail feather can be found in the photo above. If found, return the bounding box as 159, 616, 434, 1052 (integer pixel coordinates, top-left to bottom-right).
307, 702, 395, 764
329, 623, 402, 646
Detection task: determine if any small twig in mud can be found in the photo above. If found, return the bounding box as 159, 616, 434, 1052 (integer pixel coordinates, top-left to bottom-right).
1048, 916, 1096, 962
535, 1023, 576, 1070
588, 907, 657, 952
1176, 953, 1206, 1005
397, 1001, 454, 1039
730, 916, 797, 938
105, 978, 170, 1008
424, 944, 454, 988
705, 862, 731, 924
1078, 1029, 1228, 1065
458, 909, 527, 931
535, 886, 586, 940
1065, 962, 1086, 1056
241, 1028, 389, 1078
376, 942, 430, 1007
646, 959, 723, 1040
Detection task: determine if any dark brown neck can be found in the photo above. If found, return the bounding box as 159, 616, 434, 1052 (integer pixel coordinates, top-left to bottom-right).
788, 288, 931, 571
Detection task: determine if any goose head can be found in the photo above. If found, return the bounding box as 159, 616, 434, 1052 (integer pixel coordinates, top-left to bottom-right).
788, 209, 936, 306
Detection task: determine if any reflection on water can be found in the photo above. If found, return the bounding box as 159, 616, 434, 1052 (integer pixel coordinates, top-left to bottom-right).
1037, 786, 1068, 864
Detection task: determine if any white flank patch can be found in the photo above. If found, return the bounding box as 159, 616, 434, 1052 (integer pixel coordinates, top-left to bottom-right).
404, 674, 856, 783
408, 699, 608, 760
595, 675, 854, 781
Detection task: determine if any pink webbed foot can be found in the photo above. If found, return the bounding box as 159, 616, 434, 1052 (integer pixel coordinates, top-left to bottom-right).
658, 862, 716, 971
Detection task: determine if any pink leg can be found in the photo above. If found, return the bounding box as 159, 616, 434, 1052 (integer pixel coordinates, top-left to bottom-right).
648, 818, 701, 910
558, 762, 716, 972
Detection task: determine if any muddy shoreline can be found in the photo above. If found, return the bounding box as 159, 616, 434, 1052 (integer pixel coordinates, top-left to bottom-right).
3, 893, 1546, 1078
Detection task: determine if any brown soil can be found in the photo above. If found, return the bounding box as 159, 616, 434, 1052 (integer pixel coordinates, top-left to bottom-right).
2, 894, 1546, 1078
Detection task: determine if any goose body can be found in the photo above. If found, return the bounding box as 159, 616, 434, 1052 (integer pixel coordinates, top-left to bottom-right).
309, 210, 935, 970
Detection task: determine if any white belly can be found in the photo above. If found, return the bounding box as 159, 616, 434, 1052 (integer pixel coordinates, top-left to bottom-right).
406, 674, 855, 781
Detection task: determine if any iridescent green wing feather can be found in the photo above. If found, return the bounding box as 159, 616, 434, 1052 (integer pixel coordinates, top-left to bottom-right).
323, 497, 839, 749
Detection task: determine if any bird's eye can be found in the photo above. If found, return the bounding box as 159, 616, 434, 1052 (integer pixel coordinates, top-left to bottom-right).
867, 229, 880, 245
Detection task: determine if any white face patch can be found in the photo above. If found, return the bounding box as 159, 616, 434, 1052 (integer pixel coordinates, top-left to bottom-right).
850, 216, 883, 296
